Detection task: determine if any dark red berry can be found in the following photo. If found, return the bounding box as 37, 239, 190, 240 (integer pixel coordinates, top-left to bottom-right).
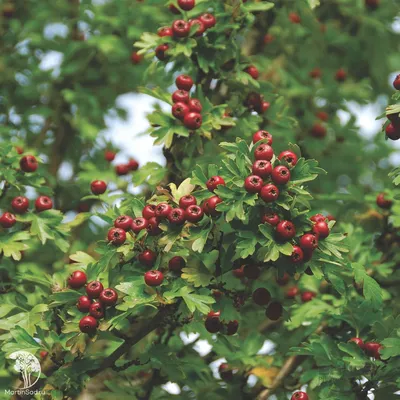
35, 196, 53, 212
169, 256, 186, 272
0, 212, 16, 228
244, 175, 263, 193
276, 272, 290, 286
115, 164, 130, 176
127, 158, 139, 171
114, 215, 134, 231
179, 195, 197, 209
286, 286, 299, 299
138, 249, 157, 267
393, 74, 400, 90
147, 217, 162, 236
335, 68, 347, 82
91, 180, 107, 195
278, 151, 298, 168
262, 211, 280, 226
203, 196, 222, 216
155, 203, 172, 220
254, 144, 274, 161
245, 65, 259, 80
310, 214, 326, 223
301, 291, 316, 302
252, 288, 271, 306
385, 123, 400, 140
172, 20, 190, 38
20, 155, 38, 173
79, 316, 98, 334
158, 26, 173, 37
188, 98, 202, 113
183, 112, 202, 129
185, 204, 204, 223
312, 221, 330, 239
206, 176, 225, 192
77, 296, 91, 312
219, 363, 233, 381
169, 4, 180, 14
205, 311, 221, 333
176, 75, 194, 91
364, 342, 382, 359
244, 264, 260, 279
299, 234, 318, 251
68, 270, 87, 289
376, 193, 392, 209
291, 392, 309, 400
11, 196, 29, 214
199, 13, 216, 29
142, 204, 156, 219
86, 281, 104, 299
252, 160, 272, 178
349, 337, 364, 349
107, 227, 126, 245
189, 19, 205, 36
276, 220, 296, 241
172, 89, 190, 104
155, 44, 169, 61
291, 246, 304, 263
178, 0, 195, 11
271, 165, 290, 185
104, 150, 116, 162
253, 130, 273, 145
167, 207, 186, 225
144, 270, 164, 286
131, 217, 148, 234
89, 301, 105, 319
99, 288, 118, 306
172, 102, 190, 120
311, 123, 327, 138
260, 184, 279, 203
309, 67, 322, 79
266, 301, 283, 320
225, 320, 239, 335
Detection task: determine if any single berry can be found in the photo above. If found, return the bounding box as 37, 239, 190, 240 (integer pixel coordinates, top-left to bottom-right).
199, 13, 216, 29
169, 256, 186, 272
178, 0, 195, 11
99, 288, 118, 306
155, 203, 173, 220
172, 20, 190, 38
393, 74, 400, 90
35, 196, 53, 212
79, 316, 98, 334
244, 264, 260, 279
77, 296, 92, 312
312, 221, 330, 239
185, 204, 204, 223
189, 19, 205, 36
20, 155, 38, 173
11, 196, 29, 214
276, 220, 296, 241
309, 67, 322, 79
262, 211, 280, 226
144, 270, 164, 286
142, 204, 156, 219
252, 160, 272, 178
15, 146, 24, 154
299, 234, 318, 251
335, 68, 347, 82
176, 74, 194, 91
316, 111, 329, 121
225, 320, 239, 335
311, 123, 327, 138
131, 51, 142, 65
232, 265, 245, 278
188, 98, 202, 113
172, 102, 190, 120
310, 214, 326, 223
115, 164, 130, 176
301, 291, 316, 302
286, 286, 299, 299
168, 207, 186, 225
263, 33, 274, 44
261, 101, 270, 113
205, 312, 221, 333
127, 159, 139, 171
252, 288, 271, 306
266, 301, 283, 320
276, 272, 290, 286
289, 12, 301, 23
89, 302, 105, 319
349, 337, 364, 349
91, 180, 107, 195
107, 227, 126, 245
172, 90, 189, 104
179, 195, 197, 209
244, 175, 263, 193
290, 245, 304, 263
364, 342, 382, 359
203, 196, 222, 216
291, 392, 309, 400
376, 193, 392, 209
219, 363, 233, 381
206, 176, 225, 192
183, 112, 202, 130
271, 165, 291, 185
86, 281, 104, 299
260, 184, 279, 203
156, 44, 169, 61
0, 212, 16, 228
138, 249, 157, 267
254, 144, 274, 161
158, 26, 173, 37
131, 217, 148, 234
39, 350, 48, 359
68, 270, 87, 289
114, 215, 134, 231
147, 217, 162, 236
253, 130, 273, 145
245, 65, 259, 80
385, 123, 400, 140
278, 151, 298, 167
104, 150, 116, 162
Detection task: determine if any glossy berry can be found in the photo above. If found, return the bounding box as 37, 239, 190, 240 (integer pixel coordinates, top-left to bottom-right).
271, 166, 290, 185
185, 204, 204, 223
77, 295, 91, 312
104, 150, 116, 162
219, 363, 233, 381
244, 175, 263, 193
172, 20, 190, 38
225, 320, 239, 335
313, 221, 330, 239
206, 176, 225, 192
86, 281, 104, 299
131, 217, 148, 234
393, 74, 400, 90
91, 180, 107, 195
158, 26, 173, 37
349, 337, 364, 349
142, 204, 156, 219
99, 288, 118, 306
262, 211, 280, 226
245, 65, 259, 80
79, 316, 98, 334
335, 68, 347, 82
155, 44, 169, 61
286, 286, 299, 299
291, 246, 304, 263
385, 123, 400, 140
188, 99, 202, 113
179, 195, 197, 209
199, 13, 216, 29
20, 155, 38, 173
311, 123, 327, 138
169, 256, 186, 272
254, 144, 274, 161
205, 312, 222, 333
0, 212, 16, 228
266, 301, 283, 320
138, 249, 157, 267
252, 160, 272, 178
183, 112, 202, 130
11, 196, 29, 214
278, 151, 298, 167
291, 392, 309, 400
155, 203, 172, 220
89, 302, 105, 319
127, 158, 139, 171
68, 270, 87, 289
276, 220, 296, 241
115, 164, 130, 176
376, 193, 392, 209
364, 342, 382, 359
203, 196, 222, 216
144, 270, 164, 286
172, 89, 189, 104
310, 213, 326, 223
35, 196, 53, 212
107, 227, 126, 245
301, 291, 316, 302
252, 288, 271, 306
178, 0, 195, 11
244, 264, 260, 279
176, 75, 193, 91
168, 207, 186, 225
253, 130, 273, 145
146, 217, 162, 236
189, 19, 205, 36
260, 184, 279, 203
299, 234, 318, 251
114, 215, 134, 231
289, 12, 301, 23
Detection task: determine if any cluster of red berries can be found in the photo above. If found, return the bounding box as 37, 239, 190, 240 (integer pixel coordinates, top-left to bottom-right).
286, 286, 317, 303
172, 74, 203, 130
204, 310, 239, 335
155, 3, 216, 62
349, 337, 383, 360
244, 92, 270, 115
67, 270, 118, 334
252, 287, 284, 320
0, 195, 53, 228
103, 149, 139, 176
376, 192, 393, 209
385, 75, 400, 141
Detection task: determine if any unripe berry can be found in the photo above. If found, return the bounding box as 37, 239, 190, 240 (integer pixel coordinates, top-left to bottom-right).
20, 155, 38, 173
79, 316, 98, 334
299, 234, 318, 251
244, 175, 263, 193
276, 220, 296, 241
107, 227, 126, 245
260, 184, 279, 203
206, 176, 225, 192
253, 130, 273, 145
91, 180, 107, 195
183, 112, 202, 130
144, 270, 164, 286
278, 151, 298, 167
254, 144, 274, 161
68, 270, 87, 289
271, 165, 290, 185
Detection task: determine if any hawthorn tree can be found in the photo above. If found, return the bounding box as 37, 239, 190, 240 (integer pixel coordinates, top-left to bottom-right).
1, 0, 400, 399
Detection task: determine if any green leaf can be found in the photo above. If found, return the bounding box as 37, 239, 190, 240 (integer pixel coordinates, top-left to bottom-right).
179, 287, 215, 314
181, 265, 213, 287
353, 263, 383, 309
0, 231, 30, 260
380, 338, 400, 359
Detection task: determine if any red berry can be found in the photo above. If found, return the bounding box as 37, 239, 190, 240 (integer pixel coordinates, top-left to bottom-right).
115, 164, 130, 176
263, 33, 274, 44
311, 123, 327, 138
99, 288, 118, 306
179, 195, 197, 209
261, 101, 270, 113
155, 203, 172, 220
253, 130, 273, 145
172, 20, 190, 38
335, 68, 347, 82
131, 51, 142, 65
167, 207, 186, 225
219, 363, 233, 381
131, 217, 148, 234
312, 221, 330, 239
225, 320, 239, 335
349, 337, 364, 349
138, 249, 157, 267
206, 176, 225, 192
286, 286, 299, 299
20, 155, 38, 173
68, 270, 87, 289
376, 193, 392, 209
176, 75, 194, 91
262, 211, 280, 226
393, 74, 400, 90
301, 291, 316, 303
172, 102, 190, 120
104, 150, 116, 162
316, 111, 329, 121
169, 256, 186, 272
89, 301, 105, 319
107, 227, 126, 245
199, 13, 216, 29
252, 288, 271, 306
278, 151, 298, 167
233, 265, 245, 278
205, 311, 221, 333
252, 160, 272, 178
156, 44, 169, 61
114, 215, 134, 231
172, 90, 189, 104
185, 204, 204, 223
77, 295, 92, 312
15, 146, 24, 154
183, 112, 202, 129
310, 213, 326, 223
364, 342, 382, 359
11, 196, 29, 214
245, 65, 259, 80
271, 165, 290, 185
203, 196, 222, 216
144, 270, 164, 286
291, 392, 309, 400
244, 175, 263, 193
309, 67, 322, 79
254, 144, 274, 161
79, 316, 98, 334
276, 220, 296, 241
266, 301, 283, 320
188, 98, 202, 113
158, 26, 173, 37
86, 281, 104, 299
146, 217, 162, 236
178, 0, 195, 11
244, 264, 260, 279
289, 12, 301, 23
299, 234, 318, 251
142, 204, 156, 219
291, 246, 304, 263
327, 215, 335, 221
189, 19, 205, 36
91, 180, 107, 195
127, 158, 139, 171
35, 196, 53, 212
169, 4, 180, 14
385, 123, 400, 140
276, 272, 290, 286
0, 212, 16, 228
260, 184, 279, 203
